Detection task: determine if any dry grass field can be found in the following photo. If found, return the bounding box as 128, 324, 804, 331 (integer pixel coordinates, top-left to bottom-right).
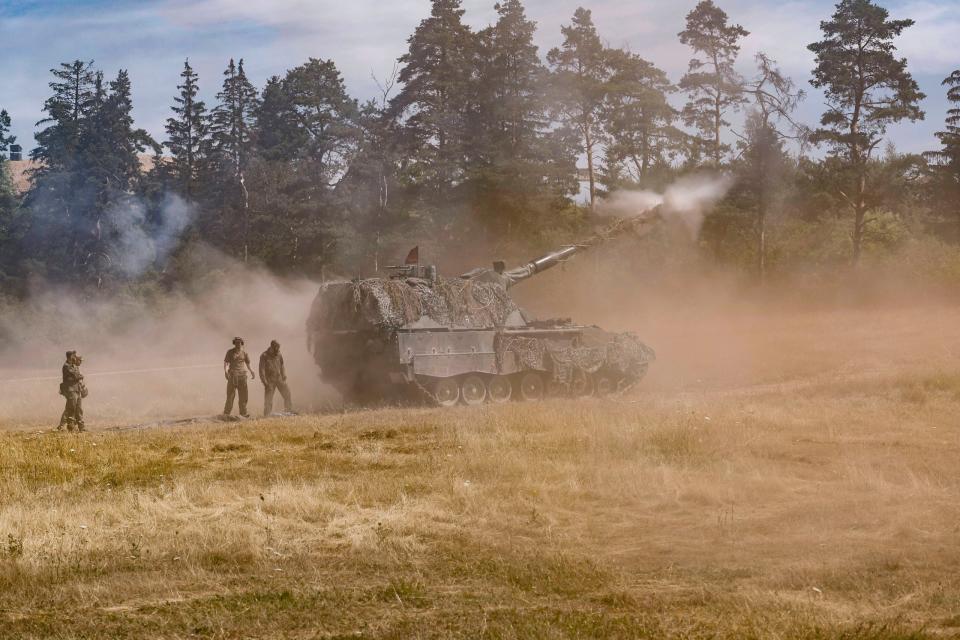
2, 295, 960, 638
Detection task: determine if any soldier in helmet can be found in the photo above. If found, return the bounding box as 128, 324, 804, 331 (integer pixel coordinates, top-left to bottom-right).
223, 337, 255, 417
259, 339, 293, 416
58, 350, 86, 432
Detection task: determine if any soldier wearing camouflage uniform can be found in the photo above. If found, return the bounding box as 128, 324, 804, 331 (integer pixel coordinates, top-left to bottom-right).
259, 340, 293, 416
223, 337, 255, 417
58, 350, 86, 432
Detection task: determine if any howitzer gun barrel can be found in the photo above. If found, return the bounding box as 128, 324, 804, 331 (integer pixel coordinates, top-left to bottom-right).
503, 245, 578, 282
502, 208, 660, 287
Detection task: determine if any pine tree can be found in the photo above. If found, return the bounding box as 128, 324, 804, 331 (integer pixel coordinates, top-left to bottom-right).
283, 58, 360, 183
0, 109, 17, 275
547, 7, 609, 209
677, 0, 749, 166
32, 60, 96, 171
470, 0, 577, 236
0, 109, 15, 217
0, 109, 14, 159
924, 70, 960, 238
24, 62, 157, 285
210, 58, 260, 178
165, 59, 208, 197
603, 50, 679, 188
25, 60, 98, 280
246, 59, 360, 271
104, 70, 148, 189
256, 76, 303, 162
78, 69, 156, 285
808, 0, 924, 263
390, 0, 476, 198
475, 0, 544, 162
208, 58, 260, 260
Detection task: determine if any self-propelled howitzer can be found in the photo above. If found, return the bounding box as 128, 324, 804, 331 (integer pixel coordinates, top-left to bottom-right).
307, 211, 659, 406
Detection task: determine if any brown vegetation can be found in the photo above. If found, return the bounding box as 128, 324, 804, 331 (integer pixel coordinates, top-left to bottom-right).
1, 294, 959, 638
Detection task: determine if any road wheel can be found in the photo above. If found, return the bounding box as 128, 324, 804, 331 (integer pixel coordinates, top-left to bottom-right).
571, 371, 595, 397
461, 375, 487, 405
518, 372, 545, 401
433, 378, 459, 407
487, 375, 512, 403
594, 374, 616, 397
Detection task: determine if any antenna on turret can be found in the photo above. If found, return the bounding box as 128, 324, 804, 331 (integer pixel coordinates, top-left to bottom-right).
387, 245, 435, 280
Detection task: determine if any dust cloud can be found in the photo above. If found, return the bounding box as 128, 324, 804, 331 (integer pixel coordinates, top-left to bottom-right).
4, 174, 960, 430
0, 248, 333, 428
518, 252, 960, 396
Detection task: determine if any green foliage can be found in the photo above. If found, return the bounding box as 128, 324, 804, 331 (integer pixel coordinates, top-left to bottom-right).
467, 0, 578, 238
164, 59, 208, 198
923, 70, 960, 240
603, 50, 681, 189
1, 0, 959, 295
0, 109, 14, 157
390, 0, 475, 199
0, 110, 17, 282
807, 0, 925, 262
547, 7, 609, 207
677, 0, 749, 165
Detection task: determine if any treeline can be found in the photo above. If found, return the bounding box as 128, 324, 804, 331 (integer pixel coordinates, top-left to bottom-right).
0, 0, 959, 294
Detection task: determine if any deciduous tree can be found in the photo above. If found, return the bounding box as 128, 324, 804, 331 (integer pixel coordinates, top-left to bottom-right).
738, 53, 806, 280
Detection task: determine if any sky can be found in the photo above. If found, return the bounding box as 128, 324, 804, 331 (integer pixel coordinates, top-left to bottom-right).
0, 0, 957, 158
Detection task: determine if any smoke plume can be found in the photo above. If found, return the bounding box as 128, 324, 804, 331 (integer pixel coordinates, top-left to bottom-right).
109, 193, 194, 277
597, 174, 733, 237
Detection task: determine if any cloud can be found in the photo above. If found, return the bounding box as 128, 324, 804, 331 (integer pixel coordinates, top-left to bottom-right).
0, 0, 953, 157
895, 1, 960, 72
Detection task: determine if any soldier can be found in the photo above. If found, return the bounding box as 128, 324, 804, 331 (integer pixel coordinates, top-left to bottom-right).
223, 337, 255, 417
259, 340, 293, 416
58, 350, 86, 432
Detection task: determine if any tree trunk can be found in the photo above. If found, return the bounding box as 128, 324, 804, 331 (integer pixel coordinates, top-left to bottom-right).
584, 124, 596, 210
849, 80, 864, 264
712, 53, 722, 166
714, 98, 722, 166
757, 207, 766, 284
851, 167, 867, 265
239, 170, 249, 264
852, 207, 864, 264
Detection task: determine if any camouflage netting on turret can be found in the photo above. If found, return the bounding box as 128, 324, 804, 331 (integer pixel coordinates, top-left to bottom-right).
309, 277, 520, 332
